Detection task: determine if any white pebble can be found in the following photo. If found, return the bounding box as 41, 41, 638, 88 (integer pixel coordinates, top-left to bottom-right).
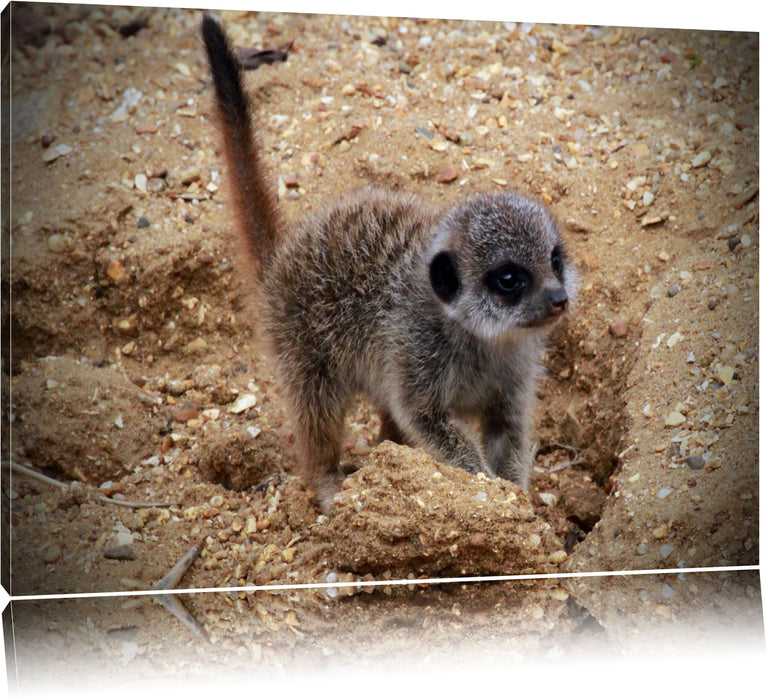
47, 233, 70, 253
114, 532, 134, 547
691, 150, 712, 168
229, 393, 257, 414
667, 332, 683, 348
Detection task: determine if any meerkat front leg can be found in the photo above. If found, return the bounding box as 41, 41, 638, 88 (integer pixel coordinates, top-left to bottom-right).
481, 391, 534, 488
400, 408, 496, 478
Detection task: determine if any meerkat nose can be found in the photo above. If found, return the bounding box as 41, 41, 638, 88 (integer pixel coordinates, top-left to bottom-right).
547, 287, 569, 315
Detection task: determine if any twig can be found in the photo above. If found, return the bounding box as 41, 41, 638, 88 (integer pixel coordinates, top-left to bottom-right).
154, 539, 206, 590
548, 458, 586, 473
153, 539, 207, 639
4, 460, 177, 509
533, 443, 586, 473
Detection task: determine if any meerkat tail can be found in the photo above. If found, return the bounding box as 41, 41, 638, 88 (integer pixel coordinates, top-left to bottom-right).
201, 14, 281, 270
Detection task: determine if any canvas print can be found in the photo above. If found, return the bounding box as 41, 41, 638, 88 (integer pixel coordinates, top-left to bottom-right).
0, 2, 762, 691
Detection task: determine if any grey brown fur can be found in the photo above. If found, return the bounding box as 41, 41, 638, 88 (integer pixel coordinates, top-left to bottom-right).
202, 16, 578, 511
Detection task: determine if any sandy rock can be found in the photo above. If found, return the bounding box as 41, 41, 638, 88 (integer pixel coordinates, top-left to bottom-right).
325, 442, 564, 576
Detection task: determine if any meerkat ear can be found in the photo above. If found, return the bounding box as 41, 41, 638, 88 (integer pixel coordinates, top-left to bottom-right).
429, 251, 460, 303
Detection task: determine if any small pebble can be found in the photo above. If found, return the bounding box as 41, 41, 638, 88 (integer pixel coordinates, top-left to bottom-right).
137, 216, 150, 229
42, 544, 61, 563
666, 332, 683, 348
172, 405, 199, 422
691, 150, 712, 168
548, 550, 567, 565
717, 365, 735, 385
47, 233, 70, 253
664, 411, 686, 427
182, 337, 208, 354
42, 143, 72, 163
106, 259, 126, 282
609, 319, 628, 337
660, 544, 674, 559
147, 177, 165, 193
229, 393, 257, 414
641, 214, 663, 227
666, 284, 680, 297
686, 455, 705, 470
437, 167, 459, 184
114, 532, 134, 547
135, 123, 159, 135
105, 545, 136, 560
107, 626, 139, 643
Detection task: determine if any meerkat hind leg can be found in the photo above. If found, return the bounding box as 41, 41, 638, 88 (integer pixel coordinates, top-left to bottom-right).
286, 379, 349, 513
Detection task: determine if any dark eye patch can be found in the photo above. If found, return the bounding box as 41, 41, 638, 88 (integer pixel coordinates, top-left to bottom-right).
485, 263, 531, 300
430, 251, 460, 303
551, 245, 564, 277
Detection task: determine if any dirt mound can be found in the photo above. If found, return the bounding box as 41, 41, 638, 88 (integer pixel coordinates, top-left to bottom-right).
326, 442, 566, 576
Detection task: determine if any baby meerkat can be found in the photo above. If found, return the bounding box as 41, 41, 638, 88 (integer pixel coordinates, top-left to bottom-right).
201, 15, 577, 512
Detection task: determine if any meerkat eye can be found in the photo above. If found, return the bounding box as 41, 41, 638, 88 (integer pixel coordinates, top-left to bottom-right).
551, 245, 564, 277
486, 263, 530, 298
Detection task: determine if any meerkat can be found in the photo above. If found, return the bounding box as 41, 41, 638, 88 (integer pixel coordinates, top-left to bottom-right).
201, 15, 578, 512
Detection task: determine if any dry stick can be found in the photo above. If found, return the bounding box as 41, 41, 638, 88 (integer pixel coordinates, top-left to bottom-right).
153, 539, 208, 639
4, 460, 177, 508
535, 443, 585, 473
6, 460, 205, 636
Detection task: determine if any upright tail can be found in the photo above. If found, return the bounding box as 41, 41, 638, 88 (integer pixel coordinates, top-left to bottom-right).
201, 14, 281, 271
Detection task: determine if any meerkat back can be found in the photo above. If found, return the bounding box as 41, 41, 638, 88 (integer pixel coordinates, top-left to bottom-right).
201, 16, 577, 512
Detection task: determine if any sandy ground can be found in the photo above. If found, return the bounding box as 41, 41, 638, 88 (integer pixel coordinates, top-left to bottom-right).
1, 2, 762, 692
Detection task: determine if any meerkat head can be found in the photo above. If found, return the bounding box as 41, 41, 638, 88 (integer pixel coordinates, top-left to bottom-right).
427, 191, 577, 342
